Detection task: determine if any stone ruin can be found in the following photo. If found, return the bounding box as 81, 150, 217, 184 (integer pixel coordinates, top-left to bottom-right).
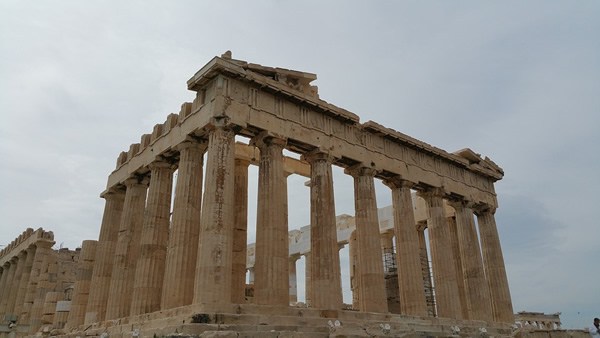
0, 52, 590, 337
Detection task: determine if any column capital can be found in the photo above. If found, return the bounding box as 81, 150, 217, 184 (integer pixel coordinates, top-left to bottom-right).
447, 198, 476, 210
289, 254, 301, 263
148, 160, 177, 171
473, 203, 496, 216
344, 163, 378, 178
416, 186, 447, 200
301, 148, 335, 164
175, 139, 208, 153
235, 158, 251, 168
17, 250, 27, 259
124, 175, 149, 187
100, 187, 126, 199
382, 176, 414, 189
250, 131, 287, 149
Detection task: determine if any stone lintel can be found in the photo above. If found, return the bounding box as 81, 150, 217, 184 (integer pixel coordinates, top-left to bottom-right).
0, 229, 55, 267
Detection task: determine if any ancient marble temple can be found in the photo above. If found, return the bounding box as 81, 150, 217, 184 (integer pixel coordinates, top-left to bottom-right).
0, 52, 518, 337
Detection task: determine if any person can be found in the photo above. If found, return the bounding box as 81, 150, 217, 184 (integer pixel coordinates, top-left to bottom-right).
590, 318, 600, 336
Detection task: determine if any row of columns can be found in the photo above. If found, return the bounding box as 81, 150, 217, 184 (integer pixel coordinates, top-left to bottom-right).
79, 122, 512, 327
0, 239, 55, 332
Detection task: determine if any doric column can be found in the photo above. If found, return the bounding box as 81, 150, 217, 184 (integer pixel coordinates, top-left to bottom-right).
21, 240, 53, 325
345, 165, 387, 313
231, 158, 250, 304
253, 133, 289, 306
0, 260, 15, 317
131, 160, 175, 316
448, 199, 492, 322
447, 216, 469, 319
475, 205, 514, 323
418, 188, 462, 319
30, 250, 57, 332
380, 231, 394, 274
6, 252, 26, 318
301, 150, 342, 310
14, 248, 35, 319
193, 122, 236, 305
289, 255, 299, 303
85, 189, 125, 324
303, 253, 312, 306
105, 177, 148, 320
0, 265, 8, 313
7, 255, 25, 317
383, 178, 428, 317
66, 240, 97, 329
162, 140, 206, 309
348, 230, 359, 309
417, 223, 436, 317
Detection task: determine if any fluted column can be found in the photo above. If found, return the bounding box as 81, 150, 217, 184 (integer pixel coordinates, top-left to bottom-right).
384, 178, 428, 316
289, 255, 299, 303
303, 253, 312, 306
253, 133, 289, 306
348, 230, 359, 309
14, 248, 35, 319
0, 265, 8, 312
449, 199, 492, 322
0, 260, 16, 317
6, 252, 27, 318
85, 189, 125, 324
162, 141, 206, 309
30, 250, 57, 332
418, 188, 462, 319
131, 161, 175, 316
21, 240, 53, 326
105, 177, 148, 320
417, 223, 436, 317
345, 165, 387, 313
301, 150, 342, 310
231, 158, 250, 304
447, 216, 469, 319
66, 240, 97, 328
476, 205, 514, 323
380, 231, 394, 274
193, 122, 236, 305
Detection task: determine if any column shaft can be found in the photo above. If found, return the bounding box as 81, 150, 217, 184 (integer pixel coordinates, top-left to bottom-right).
289, 256, 298, 303
419, 189, 462, 319
254, 135, 289, 306
385, 179, 428, 316
304, 253, 312, 306
231, 159, 250, 304
451, 201, 492, 322
347, 166, 387, 313
348, 231, 359, 310
85, 191, 125, 324
302, 151, 342, 309
162, 141, 206, 309
21, 241, 53, 326
477, 207, 514, 323
0, 261, 15, 317
7, 256, 25, 317
66, 240, 97, 329
447, 216, 469, 319
30, 249, 57, 332
417, 225, 436, 317
105, 179, 148, 320
14, 246, 36, 319
193, 125, 236, 304
131, 162, 174, 315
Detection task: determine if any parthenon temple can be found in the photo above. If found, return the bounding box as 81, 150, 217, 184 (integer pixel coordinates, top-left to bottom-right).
1, 52, 530, 337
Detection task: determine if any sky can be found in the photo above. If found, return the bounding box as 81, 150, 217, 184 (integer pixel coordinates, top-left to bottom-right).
1, 0, 598, 330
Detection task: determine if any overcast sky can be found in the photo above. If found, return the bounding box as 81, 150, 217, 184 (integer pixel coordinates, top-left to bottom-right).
1, 1, 598, 329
